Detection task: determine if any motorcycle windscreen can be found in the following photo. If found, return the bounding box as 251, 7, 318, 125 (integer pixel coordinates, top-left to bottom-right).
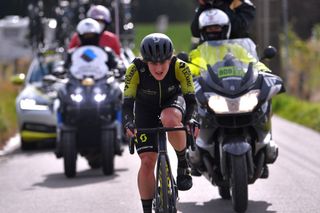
70, 45, 110, 80
199, 39, 259, 95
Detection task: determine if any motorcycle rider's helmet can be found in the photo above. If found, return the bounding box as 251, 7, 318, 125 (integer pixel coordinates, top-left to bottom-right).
140, 33, 173, 63
198, 8, 231, 41
76, 18, 102, 46
87, 5, 111, 31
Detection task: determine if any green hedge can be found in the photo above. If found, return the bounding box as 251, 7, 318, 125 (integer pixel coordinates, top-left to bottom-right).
273, 94, 320, 132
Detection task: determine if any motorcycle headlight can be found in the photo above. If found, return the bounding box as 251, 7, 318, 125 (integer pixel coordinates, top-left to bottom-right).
20, 98, 49, 111
70, 94, 83, 103
94, 93, 106, 102
207, 90, 260, 114
82, 78, 95, 86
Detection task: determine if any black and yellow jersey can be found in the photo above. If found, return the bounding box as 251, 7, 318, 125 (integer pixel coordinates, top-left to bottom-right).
123, 56, 197, 125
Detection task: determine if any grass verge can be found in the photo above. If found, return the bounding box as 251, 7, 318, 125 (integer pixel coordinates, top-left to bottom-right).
0, 81, 18, 149
273, 94, 320, 132
133, 22, 192, 54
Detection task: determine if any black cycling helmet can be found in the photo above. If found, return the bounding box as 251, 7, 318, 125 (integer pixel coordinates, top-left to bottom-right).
140, 33, 173, 63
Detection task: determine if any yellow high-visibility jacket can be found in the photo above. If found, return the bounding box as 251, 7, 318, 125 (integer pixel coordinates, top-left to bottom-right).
188, 42, 270, 77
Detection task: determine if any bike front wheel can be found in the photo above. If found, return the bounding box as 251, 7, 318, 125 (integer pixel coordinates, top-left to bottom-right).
155, 154, 177, 213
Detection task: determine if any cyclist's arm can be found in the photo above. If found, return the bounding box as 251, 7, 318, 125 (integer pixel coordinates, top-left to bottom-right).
123, 63, 139, 126
175, 59, 198, 121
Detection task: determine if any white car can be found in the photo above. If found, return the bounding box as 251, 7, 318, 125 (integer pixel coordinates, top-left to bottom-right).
13, 51, 65, 150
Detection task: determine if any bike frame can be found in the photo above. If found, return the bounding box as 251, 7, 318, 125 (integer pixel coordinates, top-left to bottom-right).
129, 126, 192, 213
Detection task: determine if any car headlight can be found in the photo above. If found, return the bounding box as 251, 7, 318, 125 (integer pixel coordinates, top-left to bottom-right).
207, 90, 260, 114
70, 94, 83, 103
20, 98, 49, 111
94, 93, 107, 102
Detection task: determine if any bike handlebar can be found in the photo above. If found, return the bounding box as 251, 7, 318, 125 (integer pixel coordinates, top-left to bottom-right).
129, 126, 195, 155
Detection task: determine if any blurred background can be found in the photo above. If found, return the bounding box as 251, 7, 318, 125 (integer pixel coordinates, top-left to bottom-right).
1, 0, 320, 148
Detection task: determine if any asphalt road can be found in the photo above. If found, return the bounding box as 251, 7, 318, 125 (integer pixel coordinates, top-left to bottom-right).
0, 116, 320, 213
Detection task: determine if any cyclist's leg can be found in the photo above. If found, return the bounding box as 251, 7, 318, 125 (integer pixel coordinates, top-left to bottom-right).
160, 95, 186, 151
135, 103, 159, 212
138, 152, 157, 212
161, 96, 192, 191
161, 107, 186, 151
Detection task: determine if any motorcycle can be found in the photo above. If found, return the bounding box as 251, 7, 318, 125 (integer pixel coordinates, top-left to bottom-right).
187, 38, 285, 212
56, 45, 123, 178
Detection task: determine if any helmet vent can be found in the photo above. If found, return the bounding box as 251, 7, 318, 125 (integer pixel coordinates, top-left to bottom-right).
148, 45, 153, 58
163, 43, 167, 55
155, 44, 160, 59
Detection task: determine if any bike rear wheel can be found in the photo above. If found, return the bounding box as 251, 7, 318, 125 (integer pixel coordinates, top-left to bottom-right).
155, 154, 177, 213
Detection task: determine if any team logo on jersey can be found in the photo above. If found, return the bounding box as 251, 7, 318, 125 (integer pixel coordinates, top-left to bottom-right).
179, 62, 186, 68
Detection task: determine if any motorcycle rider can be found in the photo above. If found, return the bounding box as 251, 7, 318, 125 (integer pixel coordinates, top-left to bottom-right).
191, 0, 256, 41
187, 8, 269, 77
187, 8, 277, 178
55, 18, 124, 158
68, 4, 122, 56
123, 33, 200, 213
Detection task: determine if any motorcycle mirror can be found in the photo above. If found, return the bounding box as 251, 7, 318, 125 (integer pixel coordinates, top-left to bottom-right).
260, 46, 277, 61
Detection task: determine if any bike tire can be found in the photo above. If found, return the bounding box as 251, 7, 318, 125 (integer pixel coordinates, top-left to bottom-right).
155, 154, 177, 213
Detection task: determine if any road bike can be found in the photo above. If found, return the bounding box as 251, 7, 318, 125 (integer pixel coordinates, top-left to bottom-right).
129, 126, 194, 213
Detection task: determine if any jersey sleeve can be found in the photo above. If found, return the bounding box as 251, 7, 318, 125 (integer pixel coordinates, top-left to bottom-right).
123, 63, 139, 126
174, 59, 195, 95
124, 63, 140, 98
175, 58, 198, 121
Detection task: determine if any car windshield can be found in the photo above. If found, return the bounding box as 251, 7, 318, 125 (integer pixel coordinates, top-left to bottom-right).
28, 60, 51, 83
28, 53, 62, 84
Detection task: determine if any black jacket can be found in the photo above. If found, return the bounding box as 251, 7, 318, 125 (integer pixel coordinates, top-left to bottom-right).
191, 0, 256, 39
